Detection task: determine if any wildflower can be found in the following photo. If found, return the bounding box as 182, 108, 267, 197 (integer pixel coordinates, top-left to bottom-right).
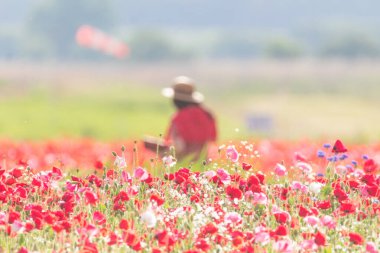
273, 211, 291, 224
226, 145, 239, 163
273, 225, 288, 236
315, 200, 331, 210
314, 231, 326, 246
317, 150, 325, 158
226, 185, 243, 200
348, 232, 364, 245
224, 212, 242, 225
273, 239, 294, 253
119, 219, 129, 230
296, 162, 313, 173
323, 143, 331, 149
17, 247, 29, 253
331, 140, 347, 153
215, 168, 231, 185
334, 187, 348, 202
134, 167, 149, 181
304, 216, 320, 227
242, 162, 252, 171
366, 242, 379, 253
301, 240, 318, 251
93, 211, 106, 225
162, 155, 176, 167
309, 182, 323, 194
114, 155, 127, 169
299, 205, 312, 217
274, 163, 286, 176
291, 181, 308, 193
84, 191, 98, 205
363, 158, 377, 174
141, 207, 157, 228
252, 192, 268, 205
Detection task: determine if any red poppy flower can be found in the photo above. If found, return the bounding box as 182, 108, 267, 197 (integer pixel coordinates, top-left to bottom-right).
361, 174, 376, 185
315, 200, 331, 210
83, 239, 99, 253
119, 219, 129, 230
150, 194, 165, 206
314, 231, 326, 246
299, 205, 312, 217
84, 191, 98, 205
17, 247, 29, 253
274, 225, 288, 236
94, 160, 103, 170
366, 185, 380, 198
10, 168, 23, 179
340, 202, 356, 214
201, 223, 218, 235
363, 159, 377, 174
155, 230, 168, 245
195, 239, 211, 252
226, 185, 243, 200
93, 211, 106, 225
331, 140, 347, 153
274, 212, 289, 224
334, 187, 348, 202
348, 232, 364, 245
242, 162, 252, 171
8, 211, 21, 224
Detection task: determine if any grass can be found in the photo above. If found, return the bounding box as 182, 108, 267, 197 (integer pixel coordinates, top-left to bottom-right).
0, 60, 380, 142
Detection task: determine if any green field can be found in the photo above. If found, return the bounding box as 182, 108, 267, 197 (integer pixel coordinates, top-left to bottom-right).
0, 60, 379, 142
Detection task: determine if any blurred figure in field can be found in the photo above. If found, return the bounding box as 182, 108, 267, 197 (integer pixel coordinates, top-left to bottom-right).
145, 76, 217, 161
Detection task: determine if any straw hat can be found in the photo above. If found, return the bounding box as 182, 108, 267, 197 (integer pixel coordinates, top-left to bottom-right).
161, 76, 204, 103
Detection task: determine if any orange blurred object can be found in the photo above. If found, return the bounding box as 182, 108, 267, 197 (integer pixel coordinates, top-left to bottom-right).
75, 25, 129, 59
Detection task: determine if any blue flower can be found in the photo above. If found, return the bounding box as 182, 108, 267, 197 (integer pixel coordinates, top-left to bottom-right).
352, 160, 358, 166
327, 156, 338, 162
362, 155, 369, 160
317, 150, 325, 158
323, 143, 331, 149
339, 154, 348, 160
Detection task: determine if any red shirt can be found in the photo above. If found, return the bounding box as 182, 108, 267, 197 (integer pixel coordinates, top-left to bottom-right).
166, 106, 217, 144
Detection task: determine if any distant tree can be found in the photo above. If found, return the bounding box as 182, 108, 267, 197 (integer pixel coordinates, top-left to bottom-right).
27, 0, 115, 59
320, 33, 380, 58
264, 37, 303, 59
0, 31, 21, 59
128, 30, 193, 61
211, 34, 259, 59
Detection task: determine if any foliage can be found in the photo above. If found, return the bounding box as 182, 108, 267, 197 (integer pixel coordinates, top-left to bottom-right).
27, 0, 115, 59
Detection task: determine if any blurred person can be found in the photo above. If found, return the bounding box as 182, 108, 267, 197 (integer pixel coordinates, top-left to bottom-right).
144, 76, 217, 161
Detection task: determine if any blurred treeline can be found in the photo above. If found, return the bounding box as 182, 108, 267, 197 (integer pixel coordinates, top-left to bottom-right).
1, 0, 380, 61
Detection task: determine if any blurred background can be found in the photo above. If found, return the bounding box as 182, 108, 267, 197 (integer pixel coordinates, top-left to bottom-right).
0, 0, 380, 142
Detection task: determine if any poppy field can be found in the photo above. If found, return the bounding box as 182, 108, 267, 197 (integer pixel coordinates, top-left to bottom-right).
0, 139, 379, 252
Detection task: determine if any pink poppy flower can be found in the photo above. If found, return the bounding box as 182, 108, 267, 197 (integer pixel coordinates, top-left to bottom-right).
226, 145, 239, 163
134, 167, 149, 181
224, 211, 242, 225
274, 163, 286, 176
252, 192, 268, 205
304, 216, 320, 227
114, 155, 127, 169
296, 162, 313, 173
366, 242, 379, 253
93, 211, 106, 225
300, 240, 318, 251
291, 181, 308, 193
274, 239, 294, 253
216, 168, 231, 185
